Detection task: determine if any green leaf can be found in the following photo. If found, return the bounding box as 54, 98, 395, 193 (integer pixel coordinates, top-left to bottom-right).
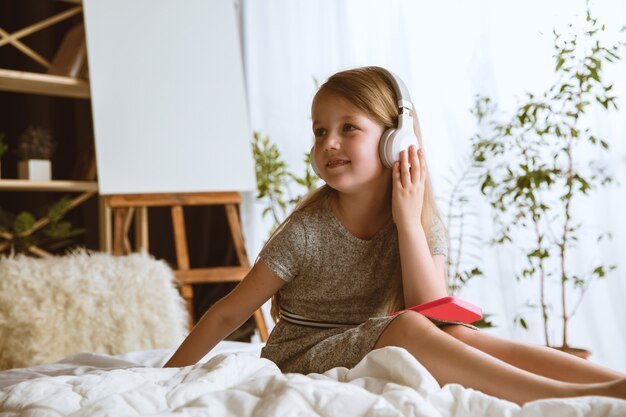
13, 212, 35, 234
43, 221, 72, 238
592, 266, 606, 278
472, 314, 496, 329
0, 207, 15, 230
595, 96, 609, 109
47, 197, 71, 223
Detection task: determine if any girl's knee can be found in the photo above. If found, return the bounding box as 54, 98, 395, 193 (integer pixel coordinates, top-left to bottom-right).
375, 312, 437, 349
394, 311, 435, 329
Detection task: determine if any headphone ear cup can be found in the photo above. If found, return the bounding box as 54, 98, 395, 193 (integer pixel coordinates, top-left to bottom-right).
378, 128, 397, 169
310, 146, 320, 176
379, 123, 419, 169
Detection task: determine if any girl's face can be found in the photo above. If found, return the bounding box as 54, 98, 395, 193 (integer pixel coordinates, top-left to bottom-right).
311, 92, 389, 194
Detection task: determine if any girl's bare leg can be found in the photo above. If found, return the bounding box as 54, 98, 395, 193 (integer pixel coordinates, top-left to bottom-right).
441, 324, 626, 383
374, 312, 626, 405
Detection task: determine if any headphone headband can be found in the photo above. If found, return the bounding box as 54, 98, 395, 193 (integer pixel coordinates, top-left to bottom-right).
371, 66, 414, 113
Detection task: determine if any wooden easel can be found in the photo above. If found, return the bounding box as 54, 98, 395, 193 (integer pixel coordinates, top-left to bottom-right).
99, 192, 269, 342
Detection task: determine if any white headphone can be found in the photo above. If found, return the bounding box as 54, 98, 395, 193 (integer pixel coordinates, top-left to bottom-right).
310, 66, 419, 176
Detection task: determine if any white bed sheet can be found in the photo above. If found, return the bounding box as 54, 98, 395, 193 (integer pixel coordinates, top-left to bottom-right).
0, 341, 261, 391
0, 343, 625, 416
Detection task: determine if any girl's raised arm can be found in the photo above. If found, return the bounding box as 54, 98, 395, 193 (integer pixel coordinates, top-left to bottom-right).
393, 146, 448, 306
163, 260, 284, 367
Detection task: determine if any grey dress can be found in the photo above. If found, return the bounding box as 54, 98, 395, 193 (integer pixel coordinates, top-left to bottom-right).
259, 198, 455, 374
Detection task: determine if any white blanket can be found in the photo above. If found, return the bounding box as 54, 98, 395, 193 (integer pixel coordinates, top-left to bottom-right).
1, 344, 624, 416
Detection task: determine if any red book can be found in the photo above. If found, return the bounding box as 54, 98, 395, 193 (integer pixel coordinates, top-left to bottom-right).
388, 296, 482, 324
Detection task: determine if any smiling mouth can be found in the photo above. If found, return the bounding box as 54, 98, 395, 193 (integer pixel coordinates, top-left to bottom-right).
326, 160, 350, 168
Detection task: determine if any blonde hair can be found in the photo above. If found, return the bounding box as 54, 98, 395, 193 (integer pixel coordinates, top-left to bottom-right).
266, 66, 445, 322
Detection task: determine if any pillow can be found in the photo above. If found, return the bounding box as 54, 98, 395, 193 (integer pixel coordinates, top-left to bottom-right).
0, 249, 188, 370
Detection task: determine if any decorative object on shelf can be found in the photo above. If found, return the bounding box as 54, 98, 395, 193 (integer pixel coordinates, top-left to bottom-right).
0, 132, 7, 179
0, 196, 85, 257
16, 126, 56, 181
470, 7, 623, 357
47, 23, 88, 79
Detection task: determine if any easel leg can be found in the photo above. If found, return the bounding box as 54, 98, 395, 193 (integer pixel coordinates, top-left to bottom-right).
225, 204, 249, 266
135, 206, 149, 253
99, 196, 112, 253
113, 207, 128, 255
180, 283, 195, 330
225, 203, 270, 342
253, 310, 269, 342
123, 207, 134, 254
171, 205, 190, 270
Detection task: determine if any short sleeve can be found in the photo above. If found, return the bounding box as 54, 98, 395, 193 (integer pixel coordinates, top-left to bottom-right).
427, 216, 448, 257
258, 213, 307, 282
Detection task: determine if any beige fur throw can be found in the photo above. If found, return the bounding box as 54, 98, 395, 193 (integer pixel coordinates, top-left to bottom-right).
0, 250, 188, 370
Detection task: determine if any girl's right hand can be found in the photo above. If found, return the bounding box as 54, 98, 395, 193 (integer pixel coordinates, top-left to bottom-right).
391, 145, 427, 231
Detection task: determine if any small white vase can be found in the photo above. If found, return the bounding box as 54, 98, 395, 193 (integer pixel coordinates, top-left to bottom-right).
18, 159, 52, 181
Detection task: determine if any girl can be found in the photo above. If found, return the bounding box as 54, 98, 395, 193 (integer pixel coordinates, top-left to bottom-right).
165, 66, 626, 406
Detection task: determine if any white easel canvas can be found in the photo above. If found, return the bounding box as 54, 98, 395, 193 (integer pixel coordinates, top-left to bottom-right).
83, 0, 256, 194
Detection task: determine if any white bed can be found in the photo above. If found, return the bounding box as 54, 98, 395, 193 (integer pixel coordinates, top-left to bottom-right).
1, 342, 625, 417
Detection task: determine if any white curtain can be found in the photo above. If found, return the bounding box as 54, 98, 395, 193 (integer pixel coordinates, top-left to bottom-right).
238, 0, 626, 372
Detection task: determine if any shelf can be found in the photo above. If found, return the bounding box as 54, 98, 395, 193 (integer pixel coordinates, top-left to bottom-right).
0, 179, 98, 192
0, 68, 90, 99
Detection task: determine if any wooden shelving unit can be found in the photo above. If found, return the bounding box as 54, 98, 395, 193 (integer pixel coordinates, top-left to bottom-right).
0, 68, 90, 99
0, 179, 97, 192
0, 3, 97, 257
0, 1, 87, 97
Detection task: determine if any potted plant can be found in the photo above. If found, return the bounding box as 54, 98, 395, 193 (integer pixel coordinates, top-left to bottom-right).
0, 132, 7, 179
252, 131, 318, 233
16, 126, 56, 181
470, 8, 623, 357
0, 196, 85, 257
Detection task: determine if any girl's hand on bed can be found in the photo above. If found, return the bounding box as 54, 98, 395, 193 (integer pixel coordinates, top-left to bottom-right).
392, 145, 426, 231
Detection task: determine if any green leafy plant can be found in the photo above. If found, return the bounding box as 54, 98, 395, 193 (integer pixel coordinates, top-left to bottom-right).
470, 7, 623, 349
0, 196, 85, 255
252, 131, 319, 232
252, 78, 322, 232
442, 158, 484, 295
441, 156, 494, 328
16, 126, 56, 160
